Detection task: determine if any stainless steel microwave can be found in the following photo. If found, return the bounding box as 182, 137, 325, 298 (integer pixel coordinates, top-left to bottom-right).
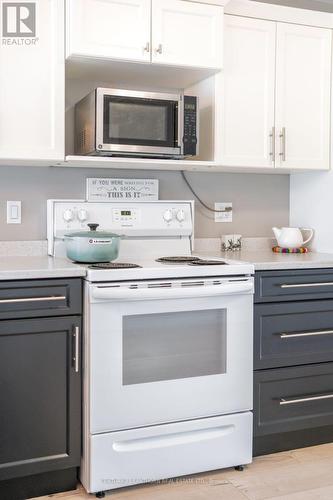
75, 88, 199, 159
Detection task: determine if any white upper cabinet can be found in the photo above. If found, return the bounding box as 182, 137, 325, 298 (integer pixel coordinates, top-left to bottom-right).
66, 0, 224, 70
219, 15, 332, 171
66, 0, 151, 62
275, 23, 331, 170
0, 0, 64, 163
219, 16, 276, 168
152, 0, 223, 69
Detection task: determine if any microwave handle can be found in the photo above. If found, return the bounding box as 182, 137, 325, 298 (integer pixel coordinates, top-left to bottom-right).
91, 281, 253, 302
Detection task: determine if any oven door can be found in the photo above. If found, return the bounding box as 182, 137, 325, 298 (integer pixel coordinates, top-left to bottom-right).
87, 278, 254, 433
96, 89, 181, 156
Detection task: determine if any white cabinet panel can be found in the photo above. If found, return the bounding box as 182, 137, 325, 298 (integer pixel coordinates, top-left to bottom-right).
152, 0, 223, 69
275, 23, 331, 170
0, 0, 64, 162
220, 16, 276, 168
67, 0, 151, 63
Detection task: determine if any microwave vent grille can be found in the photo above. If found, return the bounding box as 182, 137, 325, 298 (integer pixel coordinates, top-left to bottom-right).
77, 129, 87, 152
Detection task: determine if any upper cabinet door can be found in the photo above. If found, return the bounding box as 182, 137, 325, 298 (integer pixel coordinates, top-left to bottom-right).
219, 16, 276, 168
275, 23, 331, 170
152, 0, 223, 69
66, 0, 151, 62
0, 0, 64, 162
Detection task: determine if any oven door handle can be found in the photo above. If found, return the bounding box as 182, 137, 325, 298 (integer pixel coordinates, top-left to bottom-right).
91, 281, 254, 301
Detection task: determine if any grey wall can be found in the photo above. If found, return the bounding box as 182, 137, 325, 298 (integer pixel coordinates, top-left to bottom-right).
0, 166, 289, 241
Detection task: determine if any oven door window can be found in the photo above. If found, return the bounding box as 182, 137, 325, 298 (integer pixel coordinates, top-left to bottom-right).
122, 309, 227, 386
103, 96, 178, 148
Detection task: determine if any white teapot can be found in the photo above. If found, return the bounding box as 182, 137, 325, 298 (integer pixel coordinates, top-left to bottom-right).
272, 227, 314, 249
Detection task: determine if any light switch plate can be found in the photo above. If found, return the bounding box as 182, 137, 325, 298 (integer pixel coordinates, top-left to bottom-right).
7, 201, 22, 224
215, 203, 233, 223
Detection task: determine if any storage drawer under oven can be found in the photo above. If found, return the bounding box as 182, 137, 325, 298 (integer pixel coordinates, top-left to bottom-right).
254, 363, 333, 437
255, 269, 333, 303
83, 412, 253, 493
254, 300, 333, 369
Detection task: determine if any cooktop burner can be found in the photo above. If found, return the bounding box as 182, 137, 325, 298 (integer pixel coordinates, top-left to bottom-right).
89, 263, 142, 269
156, 256, 201, 263
156, 256, 228, 266
188, 260, 228, 266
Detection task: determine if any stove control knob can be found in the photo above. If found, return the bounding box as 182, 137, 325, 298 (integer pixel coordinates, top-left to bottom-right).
78, 209, 88, 222
163, 209, 173, 223
176, 209, 185, 222
63, 209, 74, 222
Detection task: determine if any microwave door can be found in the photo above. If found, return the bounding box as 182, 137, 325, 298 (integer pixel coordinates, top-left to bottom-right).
97, 94, 181, 157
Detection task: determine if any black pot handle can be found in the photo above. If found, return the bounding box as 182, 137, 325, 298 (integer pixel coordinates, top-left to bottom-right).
88, 223, 99, 231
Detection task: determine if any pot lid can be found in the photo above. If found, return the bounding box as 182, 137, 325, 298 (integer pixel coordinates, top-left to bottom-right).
65, 223, 120, 238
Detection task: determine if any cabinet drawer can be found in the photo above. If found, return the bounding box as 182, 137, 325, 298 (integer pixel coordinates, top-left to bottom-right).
87, 412, 252, 493
254, 363, 333, 437
254, 300, 333, 369
255, 269, 333, 303
0, 279, 82, 319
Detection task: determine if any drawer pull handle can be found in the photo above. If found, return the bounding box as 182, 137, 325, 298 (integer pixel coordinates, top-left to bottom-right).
280, 393, 333, 405
0, 296, 66, 304
280, 282, 333, 289
280, 329, 333, 339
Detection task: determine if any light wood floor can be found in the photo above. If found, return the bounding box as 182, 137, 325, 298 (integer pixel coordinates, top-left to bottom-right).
36, 443, 333, 500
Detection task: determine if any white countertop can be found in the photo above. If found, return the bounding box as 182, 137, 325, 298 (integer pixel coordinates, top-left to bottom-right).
1, 245, 333, 279
217, 250, 333, 271
0, 256, 86, 280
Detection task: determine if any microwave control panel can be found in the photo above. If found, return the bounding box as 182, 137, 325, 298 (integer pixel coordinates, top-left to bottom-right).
183, 95, 198, 156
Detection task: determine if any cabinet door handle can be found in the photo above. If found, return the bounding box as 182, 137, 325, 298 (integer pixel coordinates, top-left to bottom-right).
0, 295, 66, 304
269, 127, 275, 161
155, 44, 163, 54
280, 329, 333, 339
279, 127, 286, 162
72, 326, 80, 373
280, 282, 333, 289
143, 42, 150, 53
279, 393, 333, 405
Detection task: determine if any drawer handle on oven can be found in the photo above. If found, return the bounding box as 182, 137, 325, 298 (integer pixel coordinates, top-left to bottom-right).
113, 425, 235, 452
92, 282, 254, 301
280, 282, 333, 289
0, 295, 66, 304
280, 329, 333, 339
279, 393, 333, 405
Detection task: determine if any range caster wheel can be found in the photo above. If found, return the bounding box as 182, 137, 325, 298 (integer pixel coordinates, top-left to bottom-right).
235, 465, 244, 471
96, 492, 106, 498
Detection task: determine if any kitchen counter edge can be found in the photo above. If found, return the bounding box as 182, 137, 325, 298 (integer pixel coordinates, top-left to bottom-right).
219, 250, 333, 271
0, 256, 86, 280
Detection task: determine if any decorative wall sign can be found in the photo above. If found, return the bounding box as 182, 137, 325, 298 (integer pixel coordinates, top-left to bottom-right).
86, 178, 159, 202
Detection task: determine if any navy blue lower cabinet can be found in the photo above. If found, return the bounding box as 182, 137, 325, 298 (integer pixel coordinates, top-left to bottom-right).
255, 269, 333, 303
253, 363, 333, 456
254, 269, 333, 456
0, 279, 82, 500
254, 300, 333, 370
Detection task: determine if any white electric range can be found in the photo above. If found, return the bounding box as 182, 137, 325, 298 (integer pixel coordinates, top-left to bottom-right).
48, 200, 254, 497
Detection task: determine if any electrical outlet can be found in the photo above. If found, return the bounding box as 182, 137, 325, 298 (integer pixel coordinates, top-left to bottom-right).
215, 203, 232, 223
